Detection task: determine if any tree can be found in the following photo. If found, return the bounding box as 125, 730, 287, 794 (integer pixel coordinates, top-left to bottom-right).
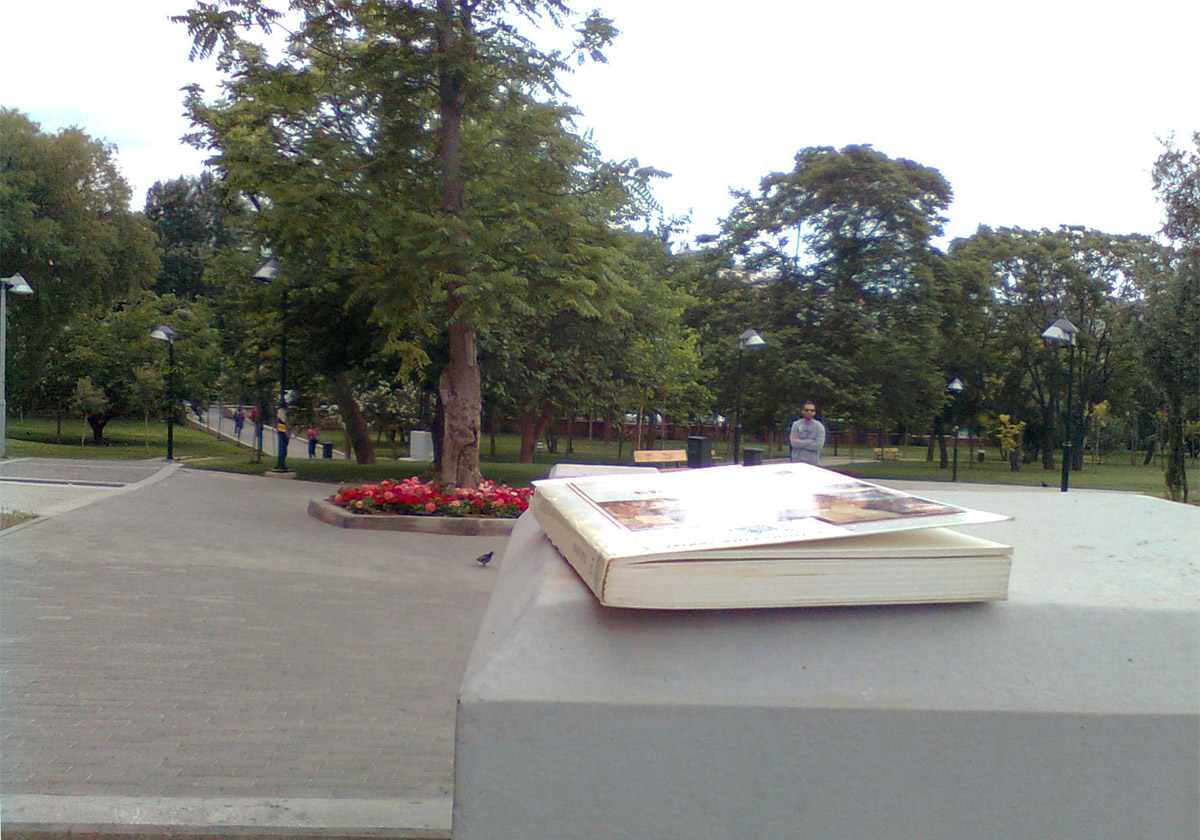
716, 145, 954, 442
71, 378, 108, 445
175, 0, 621, 485
40, 292, 222, 442
0, 109, 159, 409
132, 363, 166, 449
144, 172, 238, 299
1142, 133, 1200, 502
948, 226, 1161, 471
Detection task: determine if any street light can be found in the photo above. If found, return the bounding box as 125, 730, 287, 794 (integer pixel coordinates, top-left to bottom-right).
946, 377, 964, 482
150, 325, 177, 461
1041, 317, 1079, 493
254, 257, 291, 473
733, 328, 766, 464
1, 272, 35, 459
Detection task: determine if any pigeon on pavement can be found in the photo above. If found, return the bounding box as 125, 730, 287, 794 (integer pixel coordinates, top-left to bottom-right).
475, 551, 494, 568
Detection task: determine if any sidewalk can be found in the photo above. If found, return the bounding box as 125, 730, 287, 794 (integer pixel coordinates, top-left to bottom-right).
1, 459, 509, 838
188, 404, 351, 461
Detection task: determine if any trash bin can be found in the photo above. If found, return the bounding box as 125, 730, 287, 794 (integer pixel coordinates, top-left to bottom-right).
686, 436, 712, 468
322, 442, 334, 459
742, 447, 764, 466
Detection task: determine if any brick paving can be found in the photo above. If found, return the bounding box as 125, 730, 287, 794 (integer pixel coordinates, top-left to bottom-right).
1, 462, 508, 807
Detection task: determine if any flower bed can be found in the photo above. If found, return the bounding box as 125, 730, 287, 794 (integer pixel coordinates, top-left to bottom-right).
331, 477, 531, 519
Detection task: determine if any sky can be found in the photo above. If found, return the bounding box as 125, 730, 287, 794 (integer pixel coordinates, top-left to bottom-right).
2, 0, 1197, 247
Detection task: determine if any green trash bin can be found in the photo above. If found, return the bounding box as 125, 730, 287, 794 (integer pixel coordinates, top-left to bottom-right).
322, 442, 334, 459
686, 436, 712, 468
742, 447, 764, 466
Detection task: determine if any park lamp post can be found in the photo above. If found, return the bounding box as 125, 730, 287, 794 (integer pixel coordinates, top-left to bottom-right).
254, 257, 290, 473
733, 328, 766, 465
1041, 317, 1079, 493
1, 272, 35, 459
149, 325, 177, 461
946, 377, 964, 482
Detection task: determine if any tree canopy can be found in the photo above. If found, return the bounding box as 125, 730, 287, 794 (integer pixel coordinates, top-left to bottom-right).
1, 108, 159, 408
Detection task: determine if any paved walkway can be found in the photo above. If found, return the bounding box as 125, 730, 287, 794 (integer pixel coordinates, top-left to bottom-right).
188, 404, 353, 461
1, 458, 509, 837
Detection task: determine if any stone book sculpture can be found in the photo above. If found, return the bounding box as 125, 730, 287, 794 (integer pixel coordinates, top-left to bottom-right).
530, 463, 1011, 609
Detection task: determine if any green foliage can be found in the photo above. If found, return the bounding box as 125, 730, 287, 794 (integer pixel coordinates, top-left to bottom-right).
37, 292, 223, 440
948, 225, 1168, 469
173, 0, 635, 485
132, 363, 166, 448
0, 108, 160, 408
1146, 133, 1200, 502
144, 172, 241, 299
712, 144, 953, 435
72, 377, 108, 416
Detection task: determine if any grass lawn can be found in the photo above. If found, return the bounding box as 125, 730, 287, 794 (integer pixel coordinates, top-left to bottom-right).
5, 418, 1196, 502
5, 417, 248, 461
834, 443, 1198, 500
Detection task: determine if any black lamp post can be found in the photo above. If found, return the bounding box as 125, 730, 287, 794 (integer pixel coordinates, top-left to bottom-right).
946, 377, 964, 482
254, 257, 290, 473
733, 328, 766, 464
1042, 317, 1079, 492
1, 272, 34, 460
150, 324, 177, 461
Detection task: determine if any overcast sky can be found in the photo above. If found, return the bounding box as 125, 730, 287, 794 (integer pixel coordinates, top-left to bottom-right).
2, 0, 1196, 246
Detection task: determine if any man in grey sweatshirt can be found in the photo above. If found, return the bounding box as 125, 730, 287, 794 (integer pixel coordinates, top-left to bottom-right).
789, 401, 826, 465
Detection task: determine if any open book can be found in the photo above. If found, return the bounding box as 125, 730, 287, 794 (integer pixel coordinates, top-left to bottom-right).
531, 463, 1012, 609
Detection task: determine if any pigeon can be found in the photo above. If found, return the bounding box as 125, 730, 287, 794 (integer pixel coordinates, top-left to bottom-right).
475, 551, 494, 568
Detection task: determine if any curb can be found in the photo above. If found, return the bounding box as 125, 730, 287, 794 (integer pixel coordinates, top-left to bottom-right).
1, 794, 451, 839
307, 497, 517, 536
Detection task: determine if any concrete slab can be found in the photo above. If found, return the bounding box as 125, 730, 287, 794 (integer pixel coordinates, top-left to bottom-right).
454, 486, 1200, 840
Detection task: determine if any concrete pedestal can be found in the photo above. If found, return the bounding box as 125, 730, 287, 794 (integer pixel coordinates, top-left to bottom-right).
410, 430, 434, 460
453, 486, 1199, 840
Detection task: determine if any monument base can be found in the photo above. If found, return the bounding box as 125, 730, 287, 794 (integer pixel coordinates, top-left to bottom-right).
454, 486, 1199, 840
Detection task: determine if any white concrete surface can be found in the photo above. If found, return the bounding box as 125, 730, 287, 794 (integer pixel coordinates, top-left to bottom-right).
0, 458, 179, 527
454, 486, 1199, 840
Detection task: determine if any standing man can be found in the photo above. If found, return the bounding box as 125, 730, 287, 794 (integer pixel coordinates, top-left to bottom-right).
789, 400, 826, 465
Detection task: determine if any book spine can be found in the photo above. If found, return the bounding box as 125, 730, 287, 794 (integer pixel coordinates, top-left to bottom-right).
531, 492, 610, 602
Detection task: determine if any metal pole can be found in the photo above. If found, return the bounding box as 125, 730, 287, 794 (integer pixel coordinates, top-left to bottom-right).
952, 425, 959, 482
733, 345, 744, 465
1061, 343, 1075, 492
275, 288, 288, 472
166, 340, 175, 461
1, 284, 8, 459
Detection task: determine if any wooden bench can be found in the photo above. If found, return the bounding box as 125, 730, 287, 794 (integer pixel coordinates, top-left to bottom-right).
874, 447, 902, 460
634, 449, 688, 469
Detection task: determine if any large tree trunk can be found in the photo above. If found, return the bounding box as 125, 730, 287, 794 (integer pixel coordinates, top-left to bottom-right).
1041, 425, 1055, 470
328, 374, 375, 464
87, 412, 113, 444
439, 319, 482, 485
518, 406, 538, 463
1164, 393, 1188, 502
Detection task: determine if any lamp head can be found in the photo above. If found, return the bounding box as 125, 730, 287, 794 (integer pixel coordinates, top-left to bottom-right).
2, 272, 34, 295
253, 257, 281, 283
1041, 317, 1079, 346
150, 324, 176, 344
738, 328, 766, 349
946, 377, 965, 395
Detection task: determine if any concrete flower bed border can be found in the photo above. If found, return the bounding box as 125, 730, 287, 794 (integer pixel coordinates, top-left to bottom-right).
307, 496, 517, 536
